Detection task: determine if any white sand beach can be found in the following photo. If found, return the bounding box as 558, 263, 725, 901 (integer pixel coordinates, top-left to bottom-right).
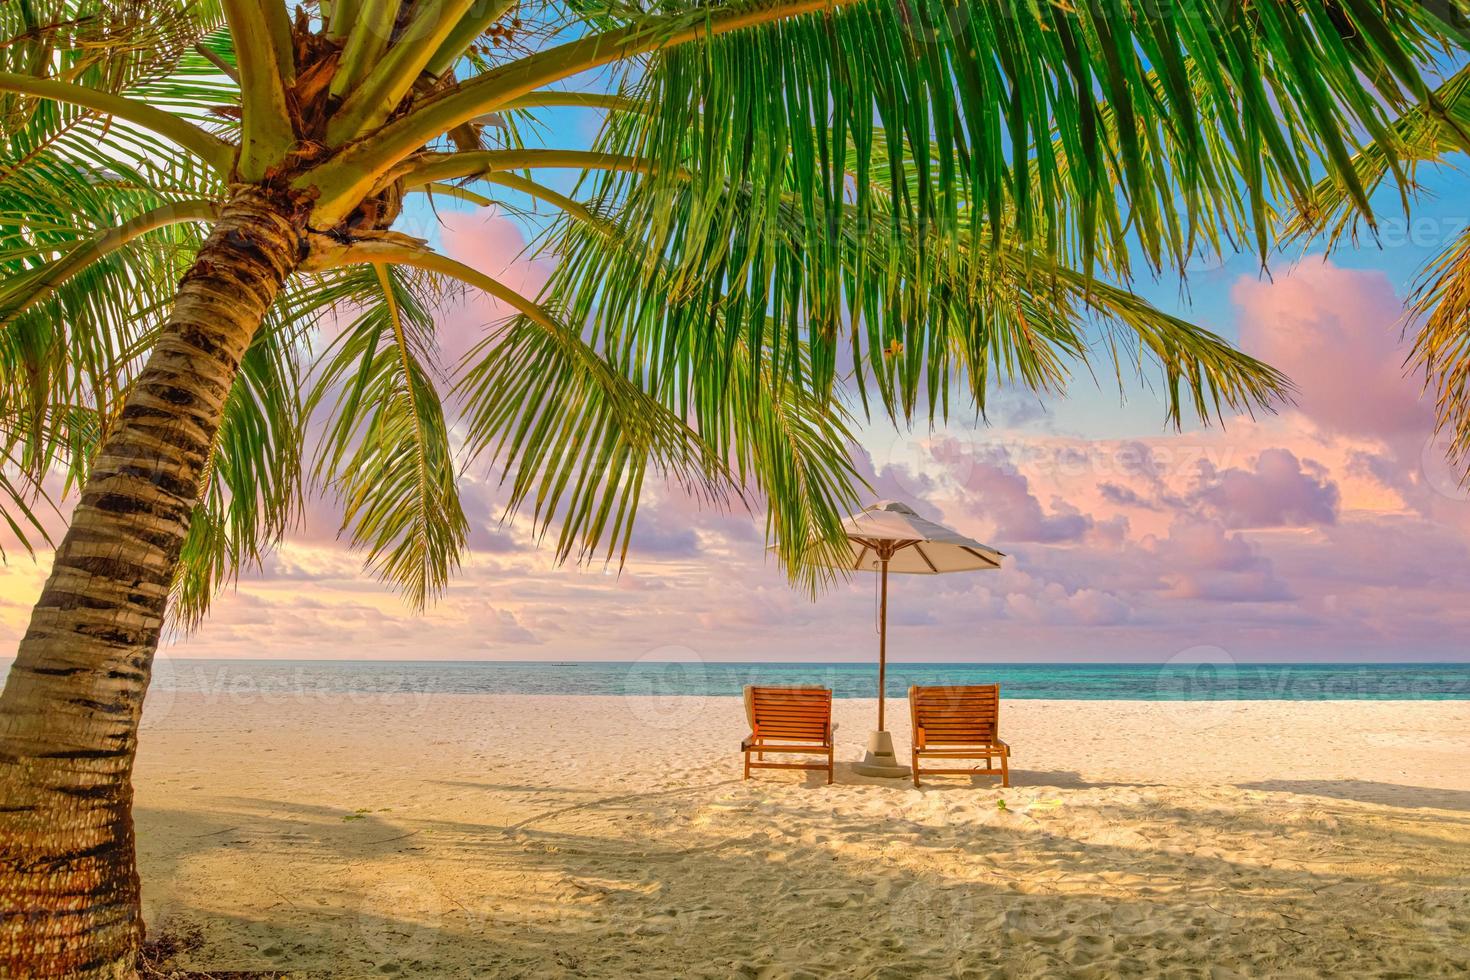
133, 693, 1470, 977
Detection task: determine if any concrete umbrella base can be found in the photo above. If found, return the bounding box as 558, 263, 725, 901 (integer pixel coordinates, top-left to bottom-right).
853, 730, 911, 778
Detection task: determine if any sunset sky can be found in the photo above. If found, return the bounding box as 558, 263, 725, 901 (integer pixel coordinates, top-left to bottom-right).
3, 124, 1469, 665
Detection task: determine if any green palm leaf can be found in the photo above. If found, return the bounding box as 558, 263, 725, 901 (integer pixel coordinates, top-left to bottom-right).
455, 305, 862, 590
307, 263, 469, 611
549, 108, 1290, 432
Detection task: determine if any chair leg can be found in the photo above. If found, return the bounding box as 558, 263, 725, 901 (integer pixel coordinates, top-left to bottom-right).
911, 751, 921, 788
743, 750, 750, 780
1000, 748, 1010, 788
827, 745, 834, 785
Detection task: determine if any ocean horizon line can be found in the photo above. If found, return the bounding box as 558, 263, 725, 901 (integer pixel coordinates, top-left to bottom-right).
24, 656, 1467, 666
37, 658, 1464, 702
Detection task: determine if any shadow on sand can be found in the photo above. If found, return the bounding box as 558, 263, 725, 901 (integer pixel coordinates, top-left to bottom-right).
135, 770, 1470, 978
1236, 779, 1470, 813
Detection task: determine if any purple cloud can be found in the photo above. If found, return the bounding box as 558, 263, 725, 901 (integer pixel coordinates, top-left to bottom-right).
1193, 449, 1340, 529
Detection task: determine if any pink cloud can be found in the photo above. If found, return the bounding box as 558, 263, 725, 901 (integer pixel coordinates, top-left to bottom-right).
1144, 519, 1294, 604
1233, 259, 1432, 440
433, 207, 554, 369
467, 606, 542, 646
936, 442, 1093, 543
0, 473, 75, 558
1004, 582, 1130, 626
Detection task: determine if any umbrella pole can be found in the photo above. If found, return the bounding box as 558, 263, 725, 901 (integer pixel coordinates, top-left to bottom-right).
878, 555, 888, 731
855, 544, 908, 777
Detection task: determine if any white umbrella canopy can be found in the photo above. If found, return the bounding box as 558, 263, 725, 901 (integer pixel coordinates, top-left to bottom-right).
807, 500, 1005, 777
820, 500, 1005, 575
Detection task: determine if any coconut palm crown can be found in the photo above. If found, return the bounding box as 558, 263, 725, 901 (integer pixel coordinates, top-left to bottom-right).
0, 0, 1465, 976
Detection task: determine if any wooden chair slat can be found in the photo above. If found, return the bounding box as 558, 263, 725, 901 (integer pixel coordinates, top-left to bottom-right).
753, 707, 830, 715
752, 697, 831, 705
753, 709, 830, 721
752, 705, 832, 714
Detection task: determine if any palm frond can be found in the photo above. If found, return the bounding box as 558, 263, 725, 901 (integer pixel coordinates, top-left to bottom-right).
454, 307, 861, 587
0, 159, 219, 498
1286, 64, 1470, 246
1411, 226, 1470, 479
0, 1, 232, 506
548, 115, 1291, 428
306, 263, 468, 611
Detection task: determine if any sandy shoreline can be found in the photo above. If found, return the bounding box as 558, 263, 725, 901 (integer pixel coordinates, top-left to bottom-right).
133, 694, 1470, 976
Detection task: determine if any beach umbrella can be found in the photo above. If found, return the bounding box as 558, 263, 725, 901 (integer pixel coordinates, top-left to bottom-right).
808, 500, 1004, 777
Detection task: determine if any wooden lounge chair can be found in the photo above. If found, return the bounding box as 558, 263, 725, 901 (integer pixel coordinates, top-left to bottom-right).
741, 686, 837, 784
909, 684, 1010, 788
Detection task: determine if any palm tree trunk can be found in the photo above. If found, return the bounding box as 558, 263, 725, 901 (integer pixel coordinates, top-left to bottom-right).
0, 187, 303, 979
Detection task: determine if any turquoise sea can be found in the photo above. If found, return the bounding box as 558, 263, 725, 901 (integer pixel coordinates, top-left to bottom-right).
138, 659, 1470, 701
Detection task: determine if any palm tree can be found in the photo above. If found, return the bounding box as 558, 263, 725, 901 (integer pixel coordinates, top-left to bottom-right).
1287, 63, 1470, 477
0, 0, 1462, 975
